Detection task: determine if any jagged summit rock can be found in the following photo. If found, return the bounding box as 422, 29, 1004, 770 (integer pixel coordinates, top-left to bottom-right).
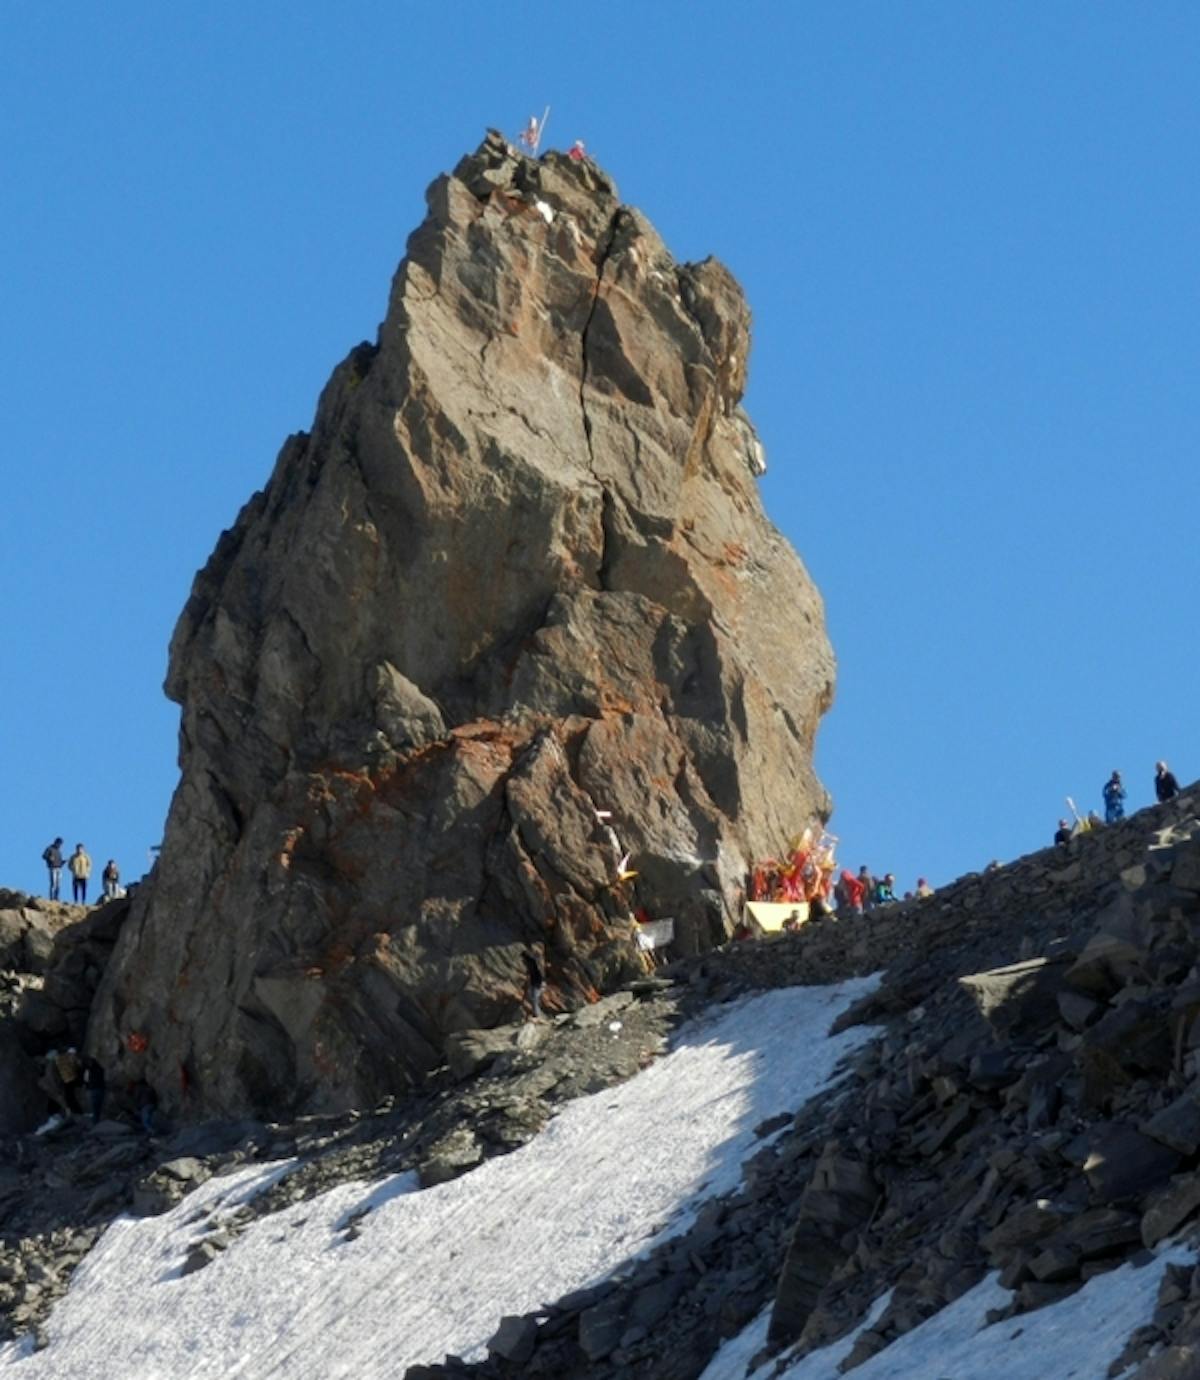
89, 131, 834, 1118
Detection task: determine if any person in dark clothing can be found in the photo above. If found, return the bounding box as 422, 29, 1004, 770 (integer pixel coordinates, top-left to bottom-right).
1156, 762, 1180, 803
81, 1057, 106, 1124
858, 866, 876, 911
40, 1048, 83, 1117
523, 948, 545, 1020
1054, 819, 1073, 846
42, 838, 64, 901
1103, 771, 1126, 824
132, 1080, 161, 1134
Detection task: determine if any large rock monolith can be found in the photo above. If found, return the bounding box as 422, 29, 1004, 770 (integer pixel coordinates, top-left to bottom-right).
89, 132, 834, 1116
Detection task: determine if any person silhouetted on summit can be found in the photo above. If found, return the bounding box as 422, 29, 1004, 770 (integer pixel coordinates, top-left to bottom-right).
1155, 761, 1180, 803
68, 844, 92, 904
1103, 771, 1126, 825
42, 837, 64, 901
1054, 819, 1073, 847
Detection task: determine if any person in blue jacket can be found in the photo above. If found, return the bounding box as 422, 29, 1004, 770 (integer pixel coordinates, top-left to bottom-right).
1103, 770, 1126, 824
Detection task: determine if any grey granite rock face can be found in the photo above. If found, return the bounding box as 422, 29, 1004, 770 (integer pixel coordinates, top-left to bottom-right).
89, 132, 834, 1118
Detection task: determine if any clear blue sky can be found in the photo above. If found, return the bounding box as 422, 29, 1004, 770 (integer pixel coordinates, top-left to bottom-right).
2, 3, 1197, 899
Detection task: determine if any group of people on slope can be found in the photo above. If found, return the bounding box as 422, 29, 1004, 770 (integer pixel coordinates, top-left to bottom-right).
832, 866, 934, 918
36, 1047, 163, 1136
40, 839, 121, 905
1054, 761, 1182, 845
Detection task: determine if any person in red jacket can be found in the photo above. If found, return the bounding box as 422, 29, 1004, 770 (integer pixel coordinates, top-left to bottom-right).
837, 869, 864, 917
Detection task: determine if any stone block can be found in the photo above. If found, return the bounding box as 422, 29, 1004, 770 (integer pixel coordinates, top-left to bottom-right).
981, 1202, 1067, 1258
418, 1128, 483, 1188
1048, 1207, 1141, 1260
444, 1029, 518, 1082
578, 1298, 625, 1361
1130, 1345, 1200, 1380
1141, 1176, 1200, 1248
1065, 928, 1145, 1000
968, 1048, 1019, 1090
487, 1315, 538, 1363
959, 957, 1069, 1034
630, 1275, 685, 1328
1058, 989, 1104, 1031
1079, 1124, 1181, 1202
1171, 849, 1200, 894
1144, 1094, 1200, 1155
1028, 1245, 1080, 1283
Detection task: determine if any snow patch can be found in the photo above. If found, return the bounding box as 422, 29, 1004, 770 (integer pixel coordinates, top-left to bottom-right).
0, 977, 879, 1380
705, 1248, 1194, 1380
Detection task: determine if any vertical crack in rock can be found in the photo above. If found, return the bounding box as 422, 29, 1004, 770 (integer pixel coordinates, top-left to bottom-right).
578, 209, 623, 480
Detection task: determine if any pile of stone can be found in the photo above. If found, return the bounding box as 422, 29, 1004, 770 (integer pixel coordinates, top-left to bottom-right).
401, 790, 1200, 1380
7, 793, 1200, 1376
12, 894, 130, 1051
0, 890, 121, 1132
0, 981, 676, 1346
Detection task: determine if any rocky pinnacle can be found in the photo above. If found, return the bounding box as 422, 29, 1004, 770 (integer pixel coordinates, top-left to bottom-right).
88, 131, 834, 1118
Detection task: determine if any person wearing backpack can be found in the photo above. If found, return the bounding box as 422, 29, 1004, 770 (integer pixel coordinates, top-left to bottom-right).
42, 837, 64, 901
68, 843, 92, 904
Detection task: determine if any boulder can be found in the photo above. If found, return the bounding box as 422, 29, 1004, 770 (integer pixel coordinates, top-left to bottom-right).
959, 956, 1069, 1034
1143, 1094, 1200, 1156
1076, 1124, 1181, 1203
87, 133, 835, 1119
0, 1020, 44, 1134
1064, 905, 1147, 999
418, 1128, 483, 1188
444, 1028, 521, 1082
487, 1315, 538, 1364
1141, 1176, 1200, 1248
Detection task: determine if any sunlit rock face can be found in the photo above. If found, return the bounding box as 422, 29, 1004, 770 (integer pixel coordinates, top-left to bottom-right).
90, 132, 833, 1117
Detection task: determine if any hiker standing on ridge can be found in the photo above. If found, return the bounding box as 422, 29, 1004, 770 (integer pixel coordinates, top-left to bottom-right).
1103, 771, 1126, 825
875, 874, 897, 905
858, 866, 876, 911
68, 843, 92, 904
1054, 819, 1073, 846
837, 869, 864, 917
523, 947, 545, 1020
42, 837, 64, 901
102, 859, 120, 900
1156, 762, 1180, 803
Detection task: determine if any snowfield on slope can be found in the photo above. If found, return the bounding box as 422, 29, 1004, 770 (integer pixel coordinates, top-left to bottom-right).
0, 977, 879, 1380
701, 1242, 1195, 1380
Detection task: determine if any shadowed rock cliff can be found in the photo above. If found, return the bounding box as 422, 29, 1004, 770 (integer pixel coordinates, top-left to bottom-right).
89, 132, 834, 1118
